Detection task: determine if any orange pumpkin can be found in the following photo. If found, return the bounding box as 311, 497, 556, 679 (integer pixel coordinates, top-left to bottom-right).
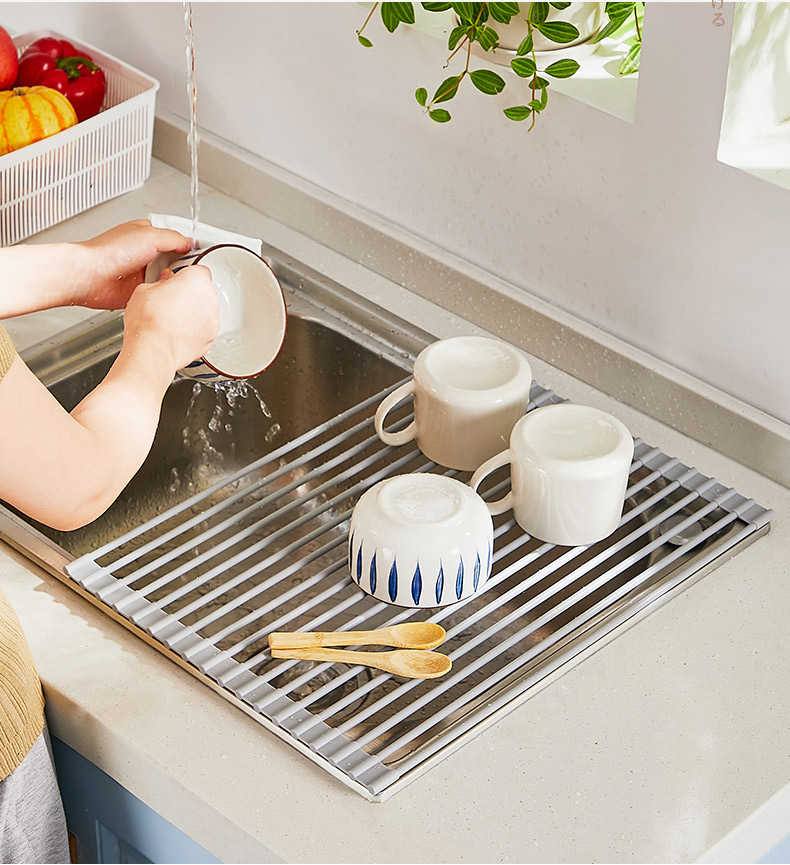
0, 85, 78, 156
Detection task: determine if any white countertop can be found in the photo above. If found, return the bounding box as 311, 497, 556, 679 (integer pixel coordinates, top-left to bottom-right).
2, 159, 790, 864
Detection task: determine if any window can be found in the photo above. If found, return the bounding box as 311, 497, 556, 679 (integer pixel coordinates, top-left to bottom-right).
718, 2, 790, 190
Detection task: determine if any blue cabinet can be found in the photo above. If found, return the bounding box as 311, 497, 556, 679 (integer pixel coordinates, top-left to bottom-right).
51, 738, 221, 865
759, 834, 790, 864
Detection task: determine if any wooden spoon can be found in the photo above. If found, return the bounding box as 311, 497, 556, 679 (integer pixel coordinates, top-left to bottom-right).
269, 647, 452, 679
267, 621, 446, 651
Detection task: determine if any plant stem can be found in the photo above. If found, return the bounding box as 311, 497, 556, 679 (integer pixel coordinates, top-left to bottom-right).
633, 4, 642, 41
358, 2, 378, 38
431, 5, 487, 108
528, 21, 537, 130
445, 36, 469, 66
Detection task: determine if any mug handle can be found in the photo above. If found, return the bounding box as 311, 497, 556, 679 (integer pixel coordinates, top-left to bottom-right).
470, 449, 514, 515
375, 380, 417, 446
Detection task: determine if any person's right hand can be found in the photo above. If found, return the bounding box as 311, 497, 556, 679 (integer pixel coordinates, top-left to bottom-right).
75, 218, 194, 310
123, 264, 219, 372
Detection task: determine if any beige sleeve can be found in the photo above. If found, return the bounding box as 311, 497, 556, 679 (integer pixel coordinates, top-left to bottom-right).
0, 325, 47, 778
0, 588, 45, 779
0, 323, 16, 382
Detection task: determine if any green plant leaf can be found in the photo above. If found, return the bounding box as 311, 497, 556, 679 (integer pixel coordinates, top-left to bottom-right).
530, 75, 550, 89
415, 87, 428, 106
357, 33, 374, 47
474, 25, 500, 50
605, 2, 635, 19
516, 31, 534, 55
429, 108, 452, 122
592, 19, 622, 42
548, 1, 571, 8
381, 1, 416, 32
448, 24, 470, 49
593, 2, 636, 42
489, 1, 520, 23
511, 56, 536, 77
528, 2, 549, 25
534, 20, 580, 43
529, 85, 548, 110
619, 40, 641, 75
422, 1, 453, 10
544, 57, 580, 78
394, 1, 417, 22
453, 2, 484, 24
503, 105, 532, 120
470, 68, 506, 94
431, 75, 462, 104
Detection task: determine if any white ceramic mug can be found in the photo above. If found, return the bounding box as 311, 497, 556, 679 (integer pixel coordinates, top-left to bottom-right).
349, 473, 494, 608
170, 244, 287, 382
374, 336, 533, 471
470, 403, 634, 546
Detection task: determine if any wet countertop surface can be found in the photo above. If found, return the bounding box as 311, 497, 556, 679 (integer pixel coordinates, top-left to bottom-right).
2, 159, 790, 864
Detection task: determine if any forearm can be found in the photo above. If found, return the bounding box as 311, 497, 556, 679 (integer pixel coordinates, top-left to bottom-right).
0, 242, 90, 317
66, 332, 177, 520
0, 338, 176, 531
0, 253, 216, 532
0, 218, 193, 318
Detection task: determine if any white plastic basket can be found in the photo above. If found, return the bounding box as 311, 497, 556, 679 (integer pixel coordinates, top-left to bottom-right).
0, 31, 159, 246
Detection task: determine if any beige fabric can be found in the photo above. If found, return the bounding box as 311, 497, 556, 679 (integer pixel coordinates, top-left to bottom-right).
0, 323, 14, 381
0, 591, 44, 781
0, 323, 46, 780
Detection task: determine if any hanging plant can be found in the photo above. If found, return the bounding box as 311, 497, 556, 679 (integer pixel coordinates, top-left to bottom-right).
592, 1, 643, 74
357, 2, 644, 129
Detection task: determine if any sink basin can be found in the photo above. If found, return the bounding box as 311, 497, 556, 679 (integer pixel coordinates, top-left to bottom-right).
0, 244, 773, 800
20, 313, 407, 560
3, 249, 427, 568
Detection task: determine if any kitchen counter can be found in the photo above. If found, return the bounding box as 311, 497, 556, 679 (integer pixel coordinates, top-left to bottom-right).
2, 156, 790, 864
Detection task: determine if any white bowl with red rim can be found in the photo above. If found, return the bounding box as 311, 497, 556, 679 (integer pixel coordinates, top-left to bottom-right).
172, 243, 287, 382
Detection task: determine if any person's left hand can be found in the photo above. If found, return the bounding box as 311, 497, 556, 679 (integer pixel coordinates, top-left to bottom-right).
75, 219, 193, 309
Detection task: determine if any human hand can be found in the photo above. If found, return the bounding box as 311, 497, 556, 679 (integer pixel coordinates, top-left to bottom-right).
75, 219, 193, 310
123, 264, 219, 372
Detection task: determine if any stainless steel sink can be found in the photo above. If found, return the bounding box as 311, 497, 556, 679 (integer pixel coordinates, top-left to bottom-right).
0, 243, 774, 800
2, 247, 427, 569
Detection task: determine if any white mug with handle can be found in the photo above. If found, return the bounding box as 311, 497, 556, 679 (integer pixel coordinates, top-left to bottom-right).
470, 402, 634, 546
374, 335, 533, 472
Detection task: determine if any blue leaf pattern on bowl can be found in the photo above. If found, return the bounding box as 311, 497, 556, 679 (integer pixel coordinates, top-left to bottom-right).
411, 563, 422, 605
388, 560, 398, 602
349, 532, 492, 607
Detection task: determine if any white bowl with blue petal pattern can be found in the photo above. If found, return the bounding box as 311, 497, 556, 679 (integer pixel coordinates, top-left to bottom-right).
349, 473, 494, 608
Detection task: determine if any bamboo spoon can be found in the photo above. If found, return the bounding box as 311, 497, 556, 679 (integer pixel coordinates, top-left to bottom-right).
267, 621, 446, 651
269, 647, 452, 679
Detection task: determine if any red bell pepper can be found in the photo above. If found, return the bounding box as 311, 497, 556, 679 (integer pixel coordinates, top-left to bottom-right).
16, 37, 106, 122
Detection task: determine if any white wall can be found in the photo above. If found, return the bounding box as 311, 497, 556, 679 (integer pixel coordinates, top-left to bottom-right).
2, 2, 788, 425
